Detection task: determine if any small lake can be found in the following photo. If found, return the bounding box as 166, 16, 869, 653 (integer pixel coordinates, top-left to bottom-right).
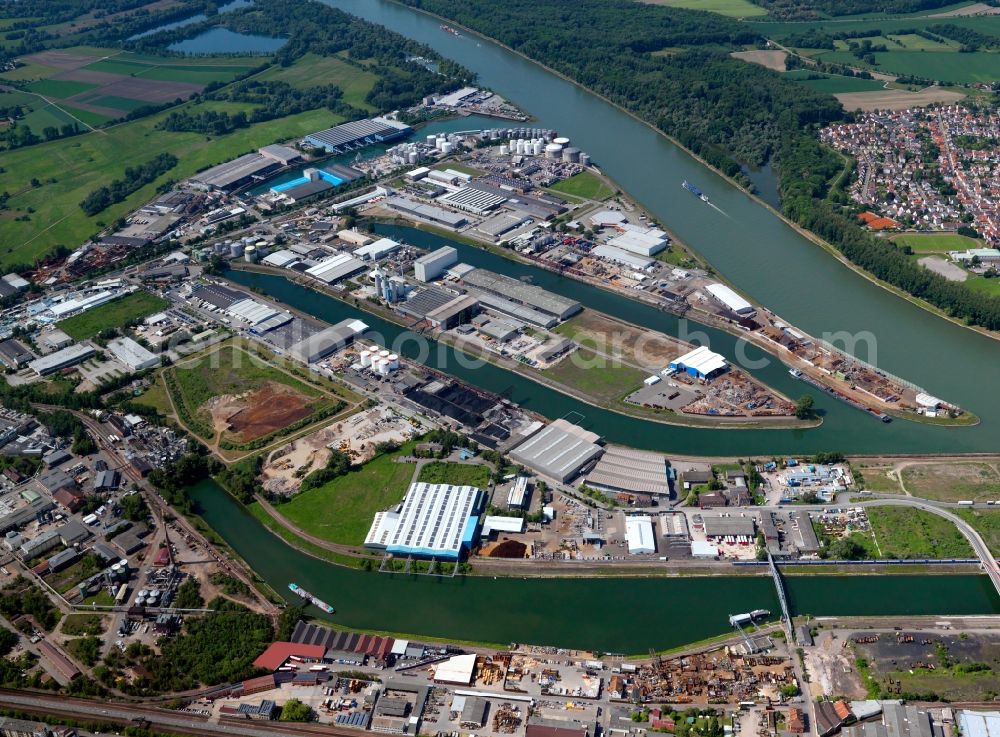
128, 0, 252, 40
167, 27, 285, 55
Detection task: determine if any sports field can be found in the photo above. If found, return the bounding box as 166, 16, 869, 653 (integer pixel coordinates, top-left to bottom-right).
275, 445, 418, 545
639, 0, 767, 17
549, 171, 616, 201
56, 291, 169, 339
892, 232, 982, 252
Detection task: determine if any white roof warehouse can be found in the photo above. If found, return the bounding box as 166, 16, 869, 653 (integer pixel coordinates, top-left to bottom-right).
106, 337, 160, 371
508, 419, 603, 483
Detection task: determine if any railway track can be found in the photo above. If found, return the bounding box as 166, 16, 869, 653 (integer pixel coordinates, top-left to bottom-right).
0, 688, 364, 737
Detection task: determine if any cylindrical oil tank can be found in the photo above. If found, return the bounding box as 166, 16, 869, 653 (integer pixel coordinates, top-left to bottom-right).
213, 242, 226, 255
379, 349, 391, 361
229, 242, 243, 258
580, 152, 591, 167
388, 353, 400, 369
441, 141, 454, 155
376, 359, 390, 376
407, 151, 419, 164
562, 147, 581, 164
244, 245, 257, 263
426, 134, 437, 145
359, 350, 372, 368
553, 136, 570, 147
532, 140, 543, 156
499, 145, 509, 156
545, 143, 563, 159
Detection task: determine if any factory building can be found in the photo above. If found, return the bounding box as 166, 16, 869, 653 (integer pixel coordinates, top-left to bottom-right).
439, 186, 508, 215
625, 516, 656, 555
590, 245, 655, 271
705, 283, 756, 317
384, 196, 468, 229
0, 339, 34, 369
353, 237, 400, 261
28, 344, 96, 376
226, 298, 292, 333
414, 246, 458, 282
106, 337, 160, 371
461, 268, 580, 322
288, 319, 368, 364
304, 253, 367, 284
668, 346, 728, 380
789, 511, 820, 555
585, 446, 670, 496
702, 516, 755, 542
190, 144, 300, 192
508, 419, 603, 483
305, 117, 412, 153
365, 482, 484, 560
507, 476, 529, 509
400, 287, 480, 329
607, 227, 668, 257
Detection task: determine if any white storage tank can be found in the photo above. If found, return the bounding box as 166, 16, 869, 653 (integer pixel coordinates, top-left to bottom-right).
436, 136, 446, 150
379, 349, 391, 361
359, 350, 372, 368
376, 359, 391, 376
532, 140, 543, 156
407, 151, 419, 164
244, 245, 257, 263
553, 136, 570, 147
562, 147, 581, 164
427, 134, 437, 145
499, 145, 509, 156
229, 242, 243, 258
580, 152, 591, 167
441, 141, 454, 155
545, 143, 563, 159
388, 353, 400, 369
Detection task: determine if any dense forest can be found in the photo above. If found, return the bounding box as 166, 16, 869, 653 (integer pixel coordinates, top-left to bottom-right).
403, 0, 1000, 330
745, 0, 990, 20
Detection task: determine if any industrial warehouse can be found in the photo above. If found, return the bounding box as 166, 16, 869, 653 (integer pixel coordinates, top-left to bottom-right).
304, 117, 413, 153
364, 482, 484, 560
585, 446, 671, 497
508, 419, 603, 483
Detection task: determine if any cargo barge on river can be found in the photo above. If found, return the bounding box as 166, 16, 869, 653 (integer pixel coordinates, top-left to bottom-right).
288, 582, 335, 614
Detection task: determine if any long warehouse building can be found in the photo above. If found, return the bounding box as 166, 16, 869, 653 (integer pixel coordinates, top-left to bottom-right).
705, 283, 756, 317
461, 268, 580, 321
305, 117, 412, 153
509, 419, 603, 483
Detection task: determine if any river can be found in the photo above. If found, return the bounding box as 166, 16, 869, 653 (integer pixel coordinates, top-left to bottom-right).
190, 478, 1000, 652
307, 0, 1000, 453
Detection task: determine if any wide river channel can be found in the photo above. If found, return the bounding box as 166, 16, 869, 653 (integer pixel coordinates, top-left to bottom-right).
185, 0, 1000, 649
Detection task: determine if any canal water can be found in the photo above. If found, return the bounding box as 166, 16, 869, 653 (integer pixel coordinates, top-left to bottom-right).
312, 0, 1000, 451
167, 26, 285, 55
190, 478, 1000, 652
128, 0, 253, 40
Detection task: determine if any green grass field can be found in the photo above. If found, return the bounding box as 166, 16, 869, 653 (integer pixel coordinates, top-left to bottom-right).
549, 171, 616, 201
257, 53, 378, 110
61, 612, 107, 636
963, 276, 1000, 296
0, 103, 339, 267
82, 94, 156, 112
57, 291, 168, 339
814, 48, 1000, 84
787, 72, 888, 94
892, 232, 982, 253
26, 79, 98, 98
638, 0, 767, 17
900, 462, 1000, 502
868, 506, 973, 558
133, 377, 173, 417
275, 445, 418, 545
956, 509, 1000, 556
544, 347, 647, 404
417, 461, 492, 488
751, 14, 1000, 39
59, 105, 113, 127
0, 62, 57, 81
887, 33, 959, 51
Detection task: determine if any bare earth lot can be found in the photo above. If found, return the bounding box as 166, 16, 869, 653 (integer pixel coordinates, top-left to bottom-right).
835, 87, 966, 112
204, 381, 313, 443
731, 49, 788, 71
901, 461, 1000, 502
919, 255, 967, 282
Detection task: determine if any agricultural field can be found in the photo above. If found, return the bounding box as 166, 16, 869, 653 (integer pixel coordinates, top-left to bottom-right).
900, 461, 1000, 502
639, 0, 767, 17
256, 53, 379, 111
1, 48, 263, 125
549, 171, 616, 201
867, 506, 973, 558
731, 49, 788, 71
275, 444, 418, 545
808, 49, 999, 84
892, 232, 982, 252
783, 71, 888, 94
165, 343, 344, 446
0, 103, 338, 268
416, 461, 492, 488
56, 291, 169, 339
